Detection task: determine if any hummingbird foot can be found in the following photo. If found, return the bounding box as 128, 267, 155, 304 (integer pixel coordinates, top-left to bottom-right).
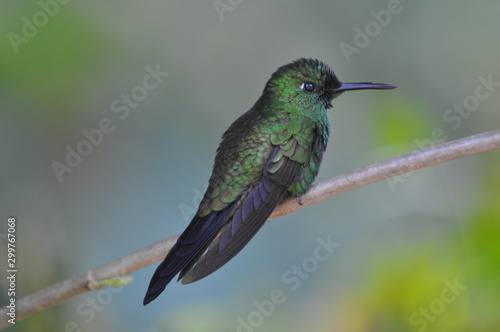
295, 196, 303, 205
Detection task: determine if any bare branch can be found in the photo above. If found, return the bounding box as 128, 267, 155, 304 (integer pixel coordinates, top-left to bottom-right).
271, 129, 500, 217
1, 129, 499, 329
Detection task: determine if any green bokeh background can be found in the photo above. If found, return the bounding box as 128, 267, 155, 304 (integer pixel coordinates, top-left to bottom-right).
1, 1, 499, 331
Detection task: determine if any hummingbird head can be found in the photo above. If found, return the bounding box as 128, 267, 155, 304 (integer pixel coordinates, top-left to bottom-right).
264, 58, 396, 111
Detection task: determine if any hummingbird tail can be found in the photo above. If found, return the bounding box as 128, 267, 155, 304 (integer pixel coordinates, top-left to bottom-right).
143, 203, 236, 305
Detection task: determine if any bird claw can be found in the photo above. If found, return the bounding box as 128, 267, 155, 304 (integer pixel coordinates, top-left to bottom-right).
296, 196, 303, 205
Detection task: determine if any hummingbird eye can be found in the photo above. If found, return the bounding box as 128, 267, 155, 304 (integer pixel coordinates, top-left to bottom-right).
301, 82, 316, 93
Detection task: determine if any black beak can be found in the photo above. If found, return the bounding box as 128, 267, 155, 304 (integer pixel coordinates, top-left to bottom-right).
332, 82, 397, 92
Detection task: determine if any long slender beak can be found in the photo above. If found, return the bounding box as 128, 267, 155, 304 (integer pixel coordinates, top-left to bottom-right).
332, 82, 397, 92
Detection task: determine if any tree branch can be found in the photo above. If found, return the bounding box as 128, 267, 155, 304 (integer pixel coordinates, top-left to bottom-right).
1, 129, 499, 328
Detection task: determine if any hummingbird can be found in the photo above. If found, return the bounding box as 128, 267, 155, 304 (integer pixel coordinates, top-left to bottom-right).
144, 58, 396, 305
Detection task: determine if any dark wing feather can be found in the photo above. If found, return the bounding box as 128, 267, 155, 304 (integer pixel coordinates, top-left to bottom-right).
179, 146, 301, 284
143, 201, 237, 305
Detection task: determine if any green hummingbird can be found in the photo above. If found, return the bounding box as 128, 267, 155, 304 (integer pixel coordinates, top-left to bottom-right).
144, 58, 396, 305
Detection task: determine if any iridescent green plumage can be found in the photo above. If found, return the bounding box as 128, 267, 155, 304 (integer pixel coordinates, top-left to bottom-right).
144, 58, 396, 305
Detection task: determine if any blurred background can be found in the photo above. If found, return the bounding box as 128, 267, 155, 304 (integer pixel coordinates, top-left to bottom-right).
1, 1, 499, 331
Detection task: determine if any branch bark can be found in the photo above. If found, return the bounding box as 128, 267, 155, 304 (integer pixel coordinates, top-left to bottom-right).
1, 129, 499, 328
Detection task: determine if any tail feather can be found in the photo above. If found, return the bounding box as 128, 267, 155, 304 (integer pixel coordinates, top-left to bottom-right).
143, 203, 236, 305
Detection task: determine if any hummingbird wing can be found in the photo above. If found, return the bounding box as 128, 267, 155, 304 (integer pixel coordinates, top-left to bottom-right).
144, 141, 304, 304
179, 143, 303, 284
144, 111, 318, 305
